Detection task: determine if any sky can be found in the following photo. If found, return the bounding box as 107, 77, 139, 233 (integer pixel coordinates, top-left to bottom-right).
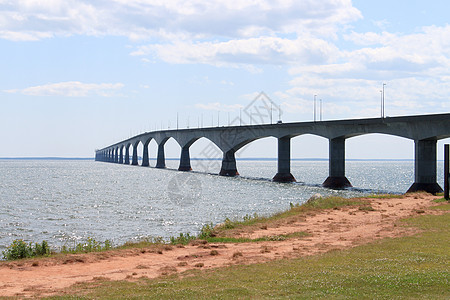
1, 0, 449, 159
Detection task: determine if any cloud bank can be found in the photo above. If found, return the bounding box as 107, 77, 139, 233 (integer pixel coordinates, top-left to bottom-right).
2, 0, 449, 117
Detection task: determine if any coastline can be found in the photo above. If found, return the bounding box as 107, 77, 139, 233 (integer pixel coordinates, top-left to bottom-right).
0, 192, 448, 298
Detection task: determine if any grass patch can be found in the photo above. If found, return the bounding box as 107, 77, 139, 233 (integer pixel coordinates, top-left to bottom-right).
1, 238, 112, 261
364, 193, 404, 199
430, 199, 450, 211
433, 197, 449, 203
51, 205, 449, 299
204, 231, 309, 244
207, 196, 366, 237
60, 237, 112, 254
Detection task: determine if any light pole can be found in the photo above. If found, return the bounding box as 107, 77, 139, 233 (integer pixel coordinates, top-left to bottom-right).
380, 90, 383, 118
314, 95, 317, 122
382, 83, 386, 118
278, 102, 282, 122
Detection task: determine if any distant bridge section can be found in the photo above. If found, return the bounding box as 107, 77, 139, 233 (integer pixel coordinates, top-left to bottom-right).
95, 113, 450, 194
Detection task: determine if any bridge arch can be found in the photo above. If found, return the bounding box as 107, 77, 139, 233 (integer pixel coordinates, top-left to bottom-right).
189, 137, 222, 173
230, 135, 277, 154
290, 134, 329, 184
346, 134, 414, 192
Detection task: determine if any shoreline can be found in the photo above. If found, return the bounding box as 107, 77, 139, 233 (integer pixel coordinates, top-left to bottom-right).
0, 193, 447, 297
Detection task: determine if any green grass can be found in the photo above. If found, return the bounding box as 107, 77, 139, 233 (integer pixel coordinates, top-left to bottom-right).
433, 197, 448, 203
210, 196, 366, 234
47, 203, 449, 299
364, 193, 405, 199
205, 232, 309, 244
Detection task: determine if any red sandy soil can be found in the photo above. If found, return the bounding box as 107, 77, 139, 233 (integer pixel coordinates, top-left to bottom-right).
0, 193, 446, 298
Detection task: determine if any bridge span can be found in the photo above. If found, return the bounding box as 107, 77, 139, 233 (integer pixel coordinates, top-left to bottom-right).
95, 113, 450, 194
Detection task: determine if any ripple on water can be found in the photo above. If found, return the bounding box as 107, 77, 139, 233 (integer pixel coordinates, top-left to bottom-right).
0, 159, 440, 250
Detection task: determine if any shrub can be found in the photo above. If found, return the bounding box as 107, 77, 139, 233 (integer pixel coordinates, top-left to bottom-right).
198, 223, 215, 239
2, 239, 51, 260
170, 233, 195, 245
60, 238, 112, 254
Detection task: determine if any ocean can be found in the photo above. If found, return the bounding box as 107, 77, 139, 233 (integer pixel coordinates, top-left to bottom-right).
0, 159, 445, 251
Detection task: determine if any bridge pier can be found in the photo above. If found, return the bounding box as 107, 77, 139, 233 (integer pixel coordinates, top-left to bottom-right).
132, 145, 139, 165
142, 143, 150, 167
273, 137, 296, 182
220, 150, 239, 176
156, 143, 166, 168
124, 145, 130, 165
407, 139, 443, 194
178, 146, 192, 171
322, 137, 352, 189
114, 149, 119, 163
119, 147, 123, 164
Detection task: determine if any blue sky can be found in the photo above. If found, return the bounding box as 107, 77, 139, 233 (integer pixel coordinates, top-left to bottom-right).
1, 0, 449, 159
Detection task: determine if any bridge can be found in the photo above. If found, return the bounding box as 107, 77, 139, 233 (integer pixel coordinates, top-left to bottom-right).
95, 113, 450, 194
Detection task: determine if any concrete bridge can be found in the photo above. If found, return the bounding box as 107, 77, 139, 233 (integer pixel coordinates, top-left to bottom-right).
95, 113, 450, 194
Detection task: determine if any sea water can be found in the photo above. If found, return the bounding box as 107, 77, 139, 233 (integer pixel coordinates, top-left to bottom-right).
0, 159, 445, 251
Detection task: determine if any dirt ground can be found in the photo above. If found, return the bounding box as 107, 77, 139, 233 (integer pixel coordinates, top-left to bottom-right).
0, 193, 445, 297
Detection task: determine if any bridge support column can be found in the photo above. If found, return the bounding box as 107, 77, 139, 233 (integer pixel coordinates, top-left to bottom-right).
132, 145, 139, 165
273, 137, 296, 182
142, 144, 149, 167
114, 149, 119, 163
156, 143, 166, 168
322, 137, 352, 189
119, 148, 123, 164
220, 150, 239, 176
124, 146, 130, 165
178, 146, 192, 171
407, 139, 443, 194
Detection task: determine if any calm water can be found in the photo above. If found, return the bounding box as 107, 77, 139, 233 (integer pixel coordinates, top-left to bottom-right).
0, 159, 446, 251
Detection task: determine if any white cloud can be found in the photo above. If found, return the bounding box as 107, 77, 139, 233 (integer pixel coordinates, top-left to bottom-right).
279, 23, 450, 119
4, 81, 124, 97
2, 0, 449, 120
0, 0, 361, 41
132, 36, 339, 67
0, 0, 362, 72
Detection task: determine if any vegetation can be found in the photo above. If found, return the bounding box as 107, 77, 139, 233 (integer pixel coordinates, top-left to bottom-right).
51, 202, 450, 299
1, 238, 112, 261
0, 196, 365, 261
60, 237, 112, 254
169, 233, 197, 245
205, 196, 366, 236
2, 239, 50, 260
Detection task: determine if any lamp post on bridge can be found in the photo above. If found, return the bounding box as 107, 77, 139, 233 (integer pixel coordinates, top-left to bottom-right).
382, 83, 386, 118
